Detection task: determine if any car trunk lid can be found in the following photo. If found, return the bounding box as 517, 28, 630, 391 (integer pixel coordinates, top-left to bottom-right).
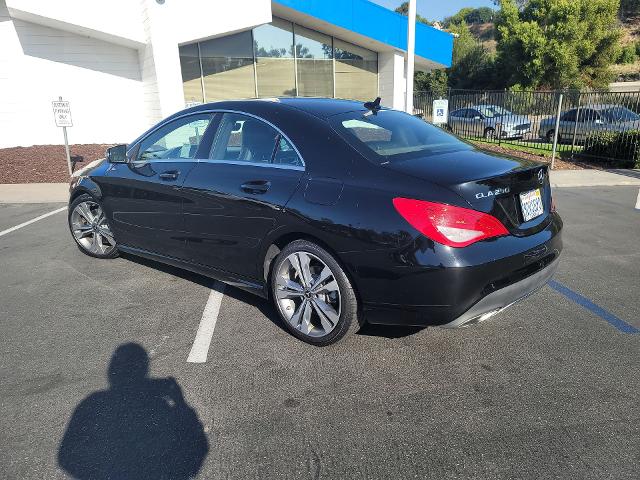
383, 148, 552, 236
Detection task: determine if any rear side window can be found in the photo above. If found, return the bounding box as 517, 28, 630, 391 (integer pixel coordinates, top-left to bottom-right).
561, 110, 577, 122
138, 114, 212, 161
209, 113, 302, 167
330, 109, 470, 163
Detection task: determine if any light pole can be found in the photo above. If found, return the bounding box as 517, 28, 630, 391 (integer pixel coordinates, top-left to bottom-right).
405, 0, 416, 114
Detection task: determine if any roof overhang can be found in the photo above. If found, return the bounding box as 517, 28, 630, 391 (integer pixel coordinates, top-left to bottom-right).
272, 0, 453, 69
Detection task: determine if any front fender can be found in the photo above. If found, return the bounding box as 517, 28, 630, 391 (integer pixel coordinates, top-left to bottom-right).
69, 175, 103, 203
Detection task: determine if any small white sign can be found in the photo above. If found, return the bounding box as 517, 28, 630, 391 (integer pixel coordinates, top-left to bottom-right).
432, 99, 448, 125
52, 100, 73, 127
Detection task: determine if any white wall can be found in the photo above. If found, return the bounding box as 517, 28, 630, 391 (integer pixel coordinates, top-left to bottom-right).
378, 51, 406, 110
0, 0, 412, 148
5, 0, 145, 47
0, 1, 144, 147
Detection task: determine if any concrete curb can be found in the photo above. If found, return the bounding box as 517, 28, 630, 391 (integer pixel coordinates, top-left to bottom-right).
0, 183, 69, 204
550, 169, 640, 188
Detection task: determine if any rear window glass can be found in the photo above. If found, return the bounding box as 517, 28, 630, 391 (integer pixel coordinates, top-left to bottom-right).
330, 109, 471, 163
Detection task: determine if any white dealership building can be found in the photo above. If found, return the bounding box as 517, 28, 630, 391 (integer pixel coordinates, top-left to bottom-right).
0, 0, 452, 148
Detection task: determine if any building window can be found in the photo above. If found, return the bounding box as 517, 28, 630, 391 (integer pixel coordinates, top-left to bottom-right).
177, 18, 379, 104
200, 31, 255, 102
334, 39, 378, 102
294, 25, 333, 98
253, 18, 296, 97
178, 44, 203, 104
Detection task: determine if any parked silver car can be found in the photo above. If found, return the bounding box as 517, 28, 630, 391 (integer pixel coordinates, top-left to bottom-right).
448, 105, 532, 139
538, 104, 640, 143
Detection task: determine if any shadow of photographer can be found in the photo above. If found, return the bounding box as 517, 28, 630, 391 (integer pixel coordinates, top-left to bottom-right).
58, 343, 209, 479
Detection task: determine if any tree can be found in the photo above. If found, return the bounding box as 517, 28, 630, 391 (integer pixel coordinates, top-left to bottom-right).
394, 2, 432, 25
447, 22, 497, 90
496, 0, 621, 89
415, 69, 448, 96
443, 7, 496, 27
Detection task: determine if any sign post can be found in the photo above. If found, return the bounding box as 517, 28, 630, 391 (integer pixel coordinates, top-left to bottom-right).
52, 96, 73, 176
432, 98, 449, 125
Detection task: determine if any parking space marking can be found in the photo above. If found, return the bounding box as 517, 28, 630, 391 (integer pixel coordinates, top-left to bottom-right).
549, 280, 639, 334
0, 207, 67, 237
187, 281, 226, 363
635, 188, 640, 210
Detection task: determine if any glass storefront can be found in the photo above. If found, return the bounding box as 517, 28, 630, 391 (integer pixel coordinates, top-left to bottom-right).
294, 25, 333, 98
178, 17, 377, 103
253, 18, 296, 97
199, 31, 255, 102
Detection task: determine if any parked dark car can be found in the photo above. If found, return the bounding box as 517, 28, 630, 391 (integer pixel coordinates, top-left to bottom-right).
68, 98, 562, 345
538, 104, 640, 143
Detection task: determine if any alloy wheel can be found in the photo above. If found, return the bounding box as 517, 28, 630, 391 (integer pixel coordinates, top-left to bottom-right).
70, 200, 116, 256
274, 251, 341, 337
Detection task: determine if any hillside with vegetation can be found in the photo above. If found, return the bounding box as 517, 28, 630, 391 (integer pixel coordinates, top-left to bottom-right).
395, 0, 640, 92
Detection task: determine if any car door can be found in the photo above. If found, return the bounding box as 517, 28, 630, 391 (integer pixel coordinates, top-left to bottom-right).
181, 112, 305, 280
100, 113, 214, 259
576, 108, 601, 143
448, 109, 466, 133
557, 109, 577, 141
467, 109, 484, 137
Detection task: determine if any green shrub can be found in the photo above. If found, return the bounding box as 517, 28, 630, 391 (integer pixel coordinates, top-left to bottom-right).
636, 40, 640, 57
617, 45, 637, 64
582, 130, 640, 168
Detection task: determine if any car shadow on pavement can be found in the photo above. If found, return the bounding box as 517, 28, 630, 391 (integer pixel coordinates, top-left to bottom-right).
119, 253, 291, 335
119, 253, 425, 340
57, 343, 209, 480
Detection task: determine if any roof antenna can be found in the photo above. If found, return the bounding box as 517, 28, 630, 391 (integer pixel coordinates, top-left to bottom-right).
363, 97, 381, 116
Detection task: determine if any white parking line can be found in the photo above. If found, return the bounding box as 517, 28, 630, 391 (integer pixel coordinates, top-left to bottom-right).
0, 206, 67, 237
187, 281, 226, 363
635, 188, 640, 210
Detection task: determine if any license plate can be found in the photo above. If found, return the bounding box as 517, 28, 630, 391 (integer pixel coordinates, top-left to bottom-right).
519, 188, 544, 222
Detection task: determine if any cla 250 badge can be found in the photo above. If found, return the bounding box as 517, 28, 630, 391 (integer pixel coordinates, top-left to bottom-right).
475, 187, 510, 199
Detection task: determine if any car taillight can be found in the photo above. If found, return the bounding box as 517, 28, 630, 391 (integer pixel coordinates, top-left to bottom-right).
392, 197, 509, 248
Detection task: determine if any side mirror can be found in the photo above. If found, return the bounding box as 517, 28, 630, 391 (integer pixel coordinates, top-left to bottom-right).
106, 144, 128, 163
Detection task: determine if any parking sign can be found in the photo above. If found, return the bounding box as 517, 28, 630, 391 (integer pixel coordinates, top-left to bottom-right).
432, 99, 448, 125
52, 100, 73, 127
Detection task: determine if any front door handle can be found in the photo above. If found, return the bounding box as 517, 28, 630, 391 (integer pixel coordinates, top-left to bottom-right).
240, 180, 271, 194
159, 170, 180, 181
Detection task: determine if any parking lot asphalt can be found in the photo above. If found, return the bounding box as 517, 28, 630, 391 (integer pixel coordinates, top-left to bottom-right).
0, 186, 638, 479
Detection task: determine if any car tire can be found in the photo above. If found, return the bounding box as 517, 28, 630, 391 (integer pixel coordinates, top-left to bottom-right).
483, 127, 495, 139
68, 193, 119, 259
270, 240, 360, 346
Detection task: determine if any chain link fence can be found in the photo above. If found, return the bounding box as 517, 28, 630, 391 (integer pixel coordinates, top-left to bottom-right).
414, 89, 640, 168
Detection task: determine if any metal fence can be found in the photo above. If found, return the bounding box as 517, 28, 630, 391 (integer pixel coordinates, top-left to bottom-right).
414, 89, 640, 167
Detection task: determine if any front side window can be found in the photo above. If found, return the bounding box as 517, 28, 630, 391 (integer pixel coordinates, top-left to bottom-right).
561, 110, 577, 122
138, 114, 212, 161
477, 105, 510, 118
331, 109, 471, 163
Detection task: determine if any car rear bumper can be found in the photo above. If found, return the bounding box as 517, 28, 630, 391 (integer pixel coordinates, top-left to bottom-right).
345, 213, 563, 327
440, 255, 559, 328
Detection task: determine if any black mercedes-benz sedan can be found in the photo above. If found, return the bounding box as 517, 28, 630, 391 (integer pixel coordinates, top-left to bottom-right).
68, 97, 562, 345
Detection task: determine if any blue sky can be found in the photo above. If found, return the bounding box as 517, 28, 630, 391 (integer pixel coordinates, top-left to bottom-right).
369, 0, 496, 22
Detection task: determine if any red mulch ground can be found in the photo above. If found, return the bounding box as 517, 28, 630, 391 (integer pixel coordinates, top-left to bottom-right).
0, 144, 115, 184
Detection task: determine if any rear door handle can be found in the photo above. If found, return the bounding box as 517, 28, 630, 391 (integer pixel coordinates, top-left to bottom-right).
240, 180, 271, 194
159, 170, 180, 181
